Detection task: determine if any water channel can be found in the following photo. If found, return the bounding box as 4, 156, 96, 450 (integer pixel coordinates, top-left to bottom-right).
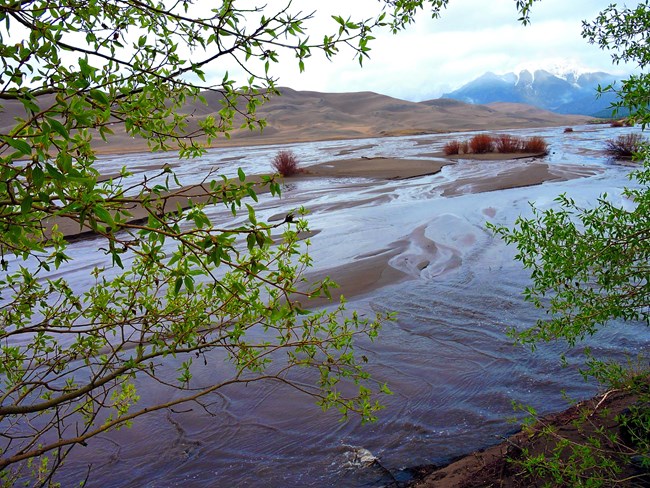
15, 124, 650, 486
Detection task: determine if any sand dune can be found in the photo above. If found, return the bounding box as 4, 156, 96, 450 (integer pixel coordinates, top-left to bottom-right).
0, 88, 592, 153
228, 88, 591, 144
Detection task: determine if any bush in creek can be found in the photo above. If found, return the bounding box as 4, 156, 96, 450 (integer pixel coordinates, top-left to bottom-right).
605, 133, 647, 160
523, 136, 549, 154
272, 150, 302, 176
494, 134, 523, 153
443, 140, 461, 155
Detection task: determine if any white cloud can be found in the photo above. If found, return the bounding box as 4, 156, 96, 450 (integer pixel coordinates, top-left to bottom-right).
201, 0, 641, 101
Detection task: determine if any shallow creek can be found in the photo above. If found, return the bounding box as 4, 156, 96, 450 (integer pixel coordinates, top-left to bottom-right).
19, 125, 650, 486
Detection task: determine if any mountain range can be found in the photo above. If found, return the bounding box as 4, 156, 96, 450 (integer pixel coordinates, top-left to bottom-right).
441, 69, 623, 117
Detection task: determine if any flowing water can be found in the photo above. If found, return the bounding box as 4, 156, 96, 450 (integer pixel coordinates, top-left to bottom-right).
11, 125, 650, 486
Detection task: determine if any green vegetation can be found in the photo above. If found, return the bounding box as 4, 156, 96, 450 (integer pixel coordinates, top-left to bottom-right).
0, 0, 544, 484
506, 377, 650, 487
1, 0, 642, 485
490, 1, 650, 485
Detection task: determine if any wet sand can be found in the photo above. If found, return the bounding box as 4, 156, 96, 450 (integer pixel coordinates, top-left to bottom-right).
304, 246, 410, 308
49, 153, 600, 305
286, 157, 599, 302
301, 157, 451, 180
440, 161, 603, 197
49, 157, 451, 239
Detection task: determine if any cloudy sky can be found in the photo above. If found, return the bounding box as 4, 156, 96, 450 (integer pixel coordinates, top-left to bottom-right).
230, 0, 640, 102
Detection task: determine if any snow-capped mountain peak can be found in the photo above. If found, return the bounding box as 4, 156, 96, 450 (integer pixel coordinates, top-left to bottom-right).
514, 60, 596, 85
441, 67, 623, 117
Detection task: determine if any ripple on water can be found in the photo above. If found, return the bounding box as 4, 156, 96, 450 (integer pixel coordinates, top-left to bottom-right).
44, 125, 650, 487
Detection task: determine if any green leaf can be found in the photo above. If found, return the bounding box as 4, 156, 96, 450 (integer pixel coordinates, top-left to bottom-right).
246, 232, 256, 250
174, 276, 183, 295
184, 276, 194, 293
79, 57, 92, 77
93, 205, 114, 228
45, 163, 64, 181
246, 203, 257, 225
2, 136, 31, 155
32, 166, 45, 188
46, 117, 69, 140
238, 167, 245, 182
89, 89, 109, 106
246, 185, 258, 202
19, 96, 40, 115
112, 252, 123, 268
20, 194, 33, 215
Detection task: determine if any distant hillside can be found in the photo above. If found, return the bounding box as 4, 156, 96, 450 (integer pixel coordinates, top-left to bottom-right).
442, 69, 623, 117
0, 88, 592, 152
203, 88, 590, 146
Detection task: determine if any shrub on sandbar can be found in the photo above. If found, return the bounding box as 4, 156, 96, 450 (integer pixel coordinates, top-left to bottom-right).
272, 150, 301, 176
469, 134, 494, 154
443, 140, 461, 155
523, 136, 549, 154
605, 133, 647, 160
610, 118, 633, 128
495, 134, 523, 153
444, 134, 549, 156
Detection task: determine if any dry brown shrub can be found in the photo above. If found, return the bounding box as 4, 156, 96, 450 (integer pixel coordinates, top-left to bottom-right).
272, 150, 301, 176
605, 133, 646, 159
443, 140, 461, 155
524, 136, 549, 154
494, 134, 523, 153
469, 134, 494, 154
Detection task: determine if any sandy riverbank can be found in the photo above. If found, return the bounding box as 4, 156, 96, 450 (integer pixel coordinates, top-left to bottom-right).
407, 382, 649, 487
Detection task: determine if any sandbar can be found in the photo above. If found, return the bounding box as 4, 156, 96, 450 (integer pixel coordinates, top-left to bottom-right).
299, 157, 451, 180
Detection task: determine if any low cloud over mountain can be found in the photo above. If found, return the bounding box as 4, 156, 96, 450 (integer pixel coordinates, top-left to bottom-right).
441, 69, 622, 117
